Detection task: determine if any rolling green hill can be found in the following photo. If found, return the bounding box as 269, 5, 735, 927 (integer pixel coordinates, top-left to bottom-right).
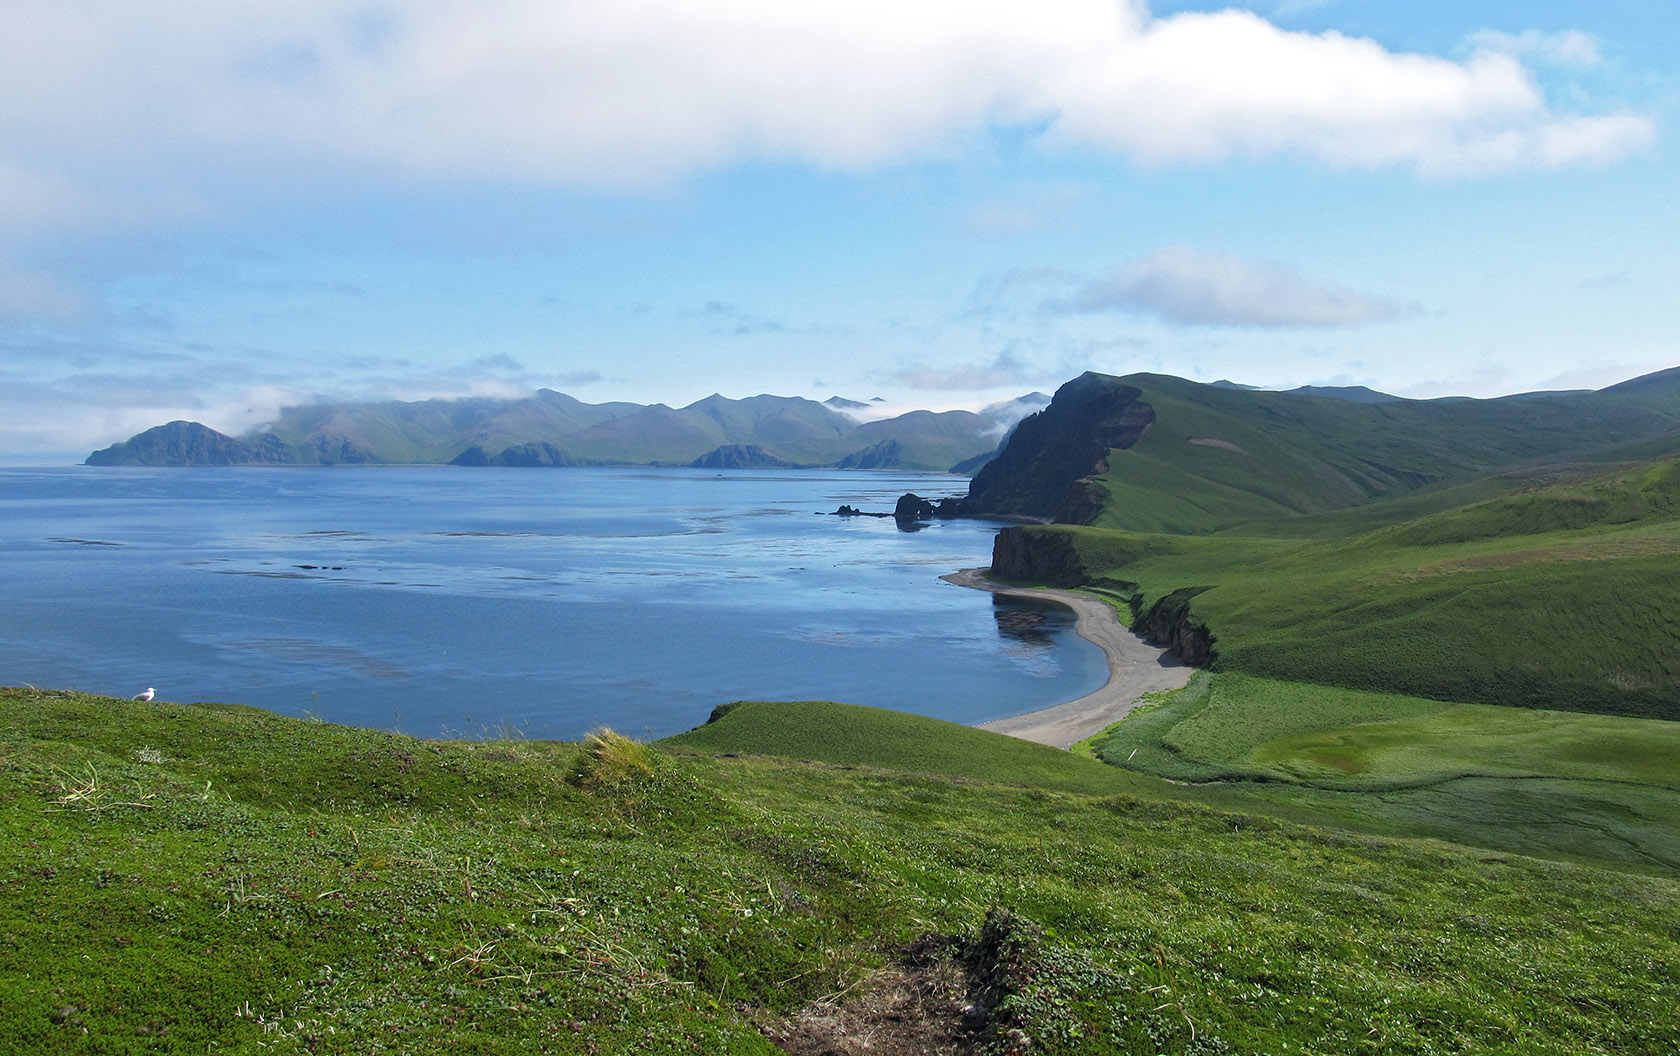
974, 368, 1680, 720
6, 688, 1678, 1054
995, 455, 1680, 718
968, 369, 1680, 532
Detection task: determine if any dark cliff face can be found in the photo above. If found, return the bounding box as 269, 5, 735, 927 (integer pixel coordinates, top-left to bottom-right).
990, 526, 1217, 666
85, 422, 297, 466
963, 372, 1155, 523
989, 526, 1088, 587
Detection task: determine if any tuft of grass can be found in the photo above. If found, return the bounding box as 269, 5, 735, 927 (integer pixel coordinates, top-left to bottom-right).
565, 727, 657, 790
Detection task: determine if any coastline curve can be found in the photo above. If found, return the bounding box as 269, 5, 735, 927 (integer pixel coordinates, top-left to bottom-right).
943, 568, 1192, 749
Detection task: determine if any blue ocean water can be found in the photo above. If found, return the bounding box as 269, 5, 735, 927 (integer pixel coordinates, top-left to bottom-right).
0, 466, 1105, 739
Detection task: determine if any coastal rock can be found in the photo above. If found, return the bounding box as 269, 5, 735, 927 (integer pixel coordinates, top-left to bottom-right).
1136, 586, 1217, 667
893, 493, 964, 522
963, 372, 1156, 523
988, 526, 1086, 586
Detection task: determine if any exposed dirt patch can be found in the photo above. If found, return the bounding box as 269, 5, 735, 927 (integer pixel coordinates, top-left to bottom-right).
1188, 437, 1246, 453
763, 911, 1036, 1056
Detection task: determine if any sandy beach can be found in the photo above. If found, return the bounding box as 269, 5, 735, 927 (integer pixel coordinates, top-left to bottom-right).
943, 568, 1193, 750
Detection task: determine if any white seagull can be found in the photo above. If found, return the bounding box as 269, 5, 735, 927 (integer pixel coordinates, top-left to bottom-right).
133, 688, 155, 702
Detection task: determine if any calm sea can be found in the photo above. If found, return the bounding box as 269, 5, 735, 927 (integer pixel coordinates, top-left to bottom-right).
0, 466, 1105, 739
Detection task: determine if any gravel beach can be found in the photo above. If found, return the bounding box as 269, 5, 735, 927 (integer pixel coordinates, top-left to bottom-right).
943, 568, 1193, 749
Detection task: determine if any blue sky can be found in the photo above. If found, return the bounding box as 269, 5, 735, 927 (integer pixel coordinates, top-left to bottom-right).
2, 0, 1677, 452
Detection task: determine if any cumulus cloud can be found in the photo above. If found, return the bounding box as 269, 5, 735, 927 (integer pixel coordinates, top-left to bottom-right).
1050, 246, 1416, 328
0, 1, 1652, 241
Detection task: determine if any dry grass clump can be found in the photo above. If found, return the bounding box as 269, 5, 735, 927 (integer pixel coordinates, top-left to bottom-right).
565, 727, 657, 790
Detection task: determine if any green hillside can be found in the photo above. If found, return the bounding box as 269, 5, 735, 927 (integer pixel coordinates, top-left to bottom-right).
6, 688, 1678, 1054
969, 369, 1680, 533
976, 368, 1680, 719
1084, 672, 1680, 875
993, 456, 1680, 718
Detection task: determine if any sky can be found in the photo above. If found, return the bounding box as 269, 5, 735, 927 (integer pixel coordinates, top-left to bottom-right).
2, 0, 1678, 453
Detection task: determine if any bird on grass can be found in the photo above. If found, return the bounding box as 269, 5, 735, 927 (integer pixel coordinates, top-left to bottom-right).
133, 688, 155, 702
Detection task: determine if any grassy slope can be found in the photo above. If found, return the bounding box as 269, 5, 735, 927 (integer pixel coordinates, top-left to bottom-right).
1079, 372, 1680, 535
1087, 673, 1680, 876
662, 700, 1152, 797
1058, 456, 1680, 718
6, 688, 1680, 1055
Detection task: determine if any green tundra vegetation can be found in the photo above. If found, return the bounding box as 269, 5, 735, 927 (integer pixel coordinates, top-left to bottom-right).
4, 688, 1677, 1054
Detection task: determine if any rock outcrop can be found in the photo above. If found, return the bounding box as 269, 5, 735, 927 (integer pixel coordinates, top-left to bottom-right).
963, 372, 1156, 524
1134, 586, 1217, 667
894, 493, 963, 522
988, 526, 1087, 587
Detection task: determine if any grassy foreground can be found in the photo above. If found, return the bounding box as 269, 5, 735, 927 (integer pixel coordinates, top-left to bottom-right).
4, 688, 1680, 1054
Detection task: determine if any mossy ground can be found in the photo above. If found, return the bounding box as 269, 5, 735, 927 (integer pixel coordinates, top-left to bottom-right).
4, 688, 1679, 1054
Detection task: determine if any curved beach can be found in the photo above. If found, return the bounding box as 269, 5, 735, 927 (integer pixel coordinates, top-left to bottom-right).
943, 568, 1192, 749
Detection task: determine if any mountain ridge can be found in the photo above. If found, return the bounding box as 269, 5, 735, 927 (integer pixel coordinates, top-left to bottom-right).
86, 390, 1033, 471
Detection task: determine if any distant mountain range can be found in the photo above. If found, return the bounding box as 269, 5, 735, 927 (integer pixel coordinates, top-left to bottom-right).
85, 390, 1053, 472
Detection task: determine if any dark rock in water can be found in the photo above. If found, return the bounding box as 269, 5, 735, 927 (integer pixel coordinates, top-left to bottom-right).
86, 421, 298, 466
690, 444, 796, 470
893, 493, 964, 522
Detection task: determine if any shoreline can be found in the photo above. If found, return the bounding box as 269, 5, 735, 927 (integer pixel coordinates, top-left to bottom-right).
943, 568, 1192, 750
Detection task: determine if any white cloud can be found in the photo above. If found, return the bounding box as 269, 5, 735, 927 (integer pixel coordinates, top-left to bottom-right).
1051, 246, 1416, 328
1469, 30, 1603, 69
890, 348, 1043, 391
0, 0, 1652, 241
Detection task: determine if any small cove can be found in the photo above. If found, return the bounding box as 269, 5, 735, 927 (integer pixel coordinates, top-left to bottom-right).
0, 466, 1107, 739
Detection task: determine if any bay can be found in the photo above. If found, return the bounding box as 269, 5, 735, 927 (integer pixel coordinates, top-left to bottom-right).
0, 466, 1106, 739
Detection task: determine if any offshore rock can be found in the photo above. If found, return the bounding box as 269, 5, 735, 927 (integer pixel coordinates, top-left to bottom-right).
894, 493, 964, 522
